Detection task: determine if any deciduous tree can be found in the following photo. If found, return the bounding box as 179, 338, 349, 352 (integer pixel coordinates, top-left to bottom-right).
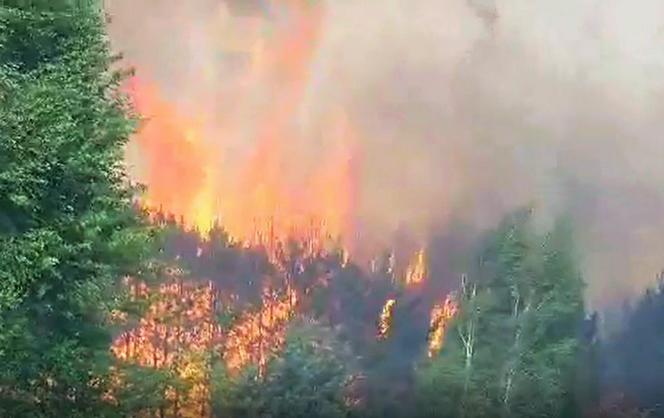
0, 2, 150, 416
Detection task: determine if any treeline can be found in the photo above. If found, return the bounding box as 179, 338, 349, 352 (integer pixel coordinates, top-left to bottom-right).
1, 2, 664, 418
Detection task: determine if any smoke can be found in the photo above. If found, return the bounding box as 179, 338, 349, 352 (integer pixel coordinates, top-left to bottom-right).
105, 0, 664, 307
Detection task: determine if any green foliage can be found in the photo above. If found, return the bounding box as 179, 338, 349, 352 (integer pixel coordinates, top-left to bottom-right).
0, 1, 150, 416
111, 364, 184, 417
213, 319, 356, 418
416, 210, 587, 418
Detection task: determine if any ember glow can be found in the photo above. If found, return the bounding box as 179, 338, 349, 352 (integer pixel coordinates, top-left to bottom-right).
112, 278, 298, 373
112, 275, 219, 368
111, 276, 299, 414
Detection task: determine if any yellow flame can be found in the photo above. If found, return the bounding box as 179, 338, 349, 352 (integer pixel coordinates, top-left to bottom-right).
405, 248, 427, 286
377, 298, 397, 339
341, 247, 350, 268
126, 0, 358, 260
427, 295, 458, 358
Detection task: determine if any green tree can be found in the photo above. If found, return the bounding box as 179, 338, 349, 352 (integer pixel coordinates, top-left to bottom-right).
213, 319, 356, 418
0, 1, 150, 416
416, 211, 586, 418
111, 364, 184, 417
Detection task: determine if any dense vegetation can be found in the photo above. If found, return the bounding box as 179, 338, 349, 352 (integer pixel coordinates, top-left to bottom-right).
0, 1, 150, 417
416, 212, 590, 418
1, 2, 662, 418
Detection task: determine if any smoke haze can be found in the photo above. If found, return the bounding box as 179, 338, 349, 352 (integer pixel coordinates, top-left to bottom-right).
105, 0, 664, 307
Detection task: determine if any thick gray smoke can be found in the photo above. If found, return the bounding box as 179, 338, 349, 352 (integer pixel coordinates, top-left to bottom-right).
106, 0, 664, 307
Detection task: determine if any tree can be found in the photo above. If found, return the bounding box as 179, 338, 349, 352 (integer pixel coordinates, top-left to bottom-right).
416, 210, 587, 418
212, 319, 356, 418
603, 274, 664, 417
0, 2, 150, 416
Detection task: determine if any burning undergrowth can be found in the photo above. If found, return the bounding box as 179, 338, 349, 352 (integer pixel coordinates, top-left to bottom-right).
110, 212, 458, 416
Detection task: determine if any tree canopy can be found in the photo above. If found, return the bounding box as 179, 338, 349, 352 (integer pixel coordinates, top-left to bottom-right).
416, 211, 587, 418
0, 2, 149, 416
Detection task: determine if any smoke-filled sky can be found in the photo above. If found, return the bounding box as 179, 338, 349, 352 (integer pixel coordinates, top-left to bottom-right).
105, 0, 664, 308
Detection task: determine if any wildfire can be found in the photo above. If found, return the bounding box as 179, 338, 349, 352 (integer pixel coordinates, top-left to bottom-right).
112, 276, 219, 368
405, 249, 427, 286
125, 0, 358, 256
108, 1, 466, 415
111, 274, 300, 415
377, 298, 397, 339
224, 286, 298, 376
111, 273, 219, 417
427, 295, 458, 358
112, 279, 298, 372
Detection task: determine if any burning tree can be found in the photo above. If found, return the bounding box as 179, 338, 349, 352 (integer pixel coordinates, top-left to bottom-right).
223, 286, 298, 377
377, 299, 397, 340
427, 295, 458, 358
111, 270, 221, 417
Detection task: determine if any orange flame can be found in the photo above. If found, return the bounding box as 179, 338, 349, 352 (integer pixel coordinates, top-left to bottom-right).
427, 295, 458, 358
223, 286, 298, 376
111, 274, 219, 416
111, 277, 220, 368
405, 249, 427, 286
377, 298, 397, 340
126, 0, 358, 254
111, 276, 299, 414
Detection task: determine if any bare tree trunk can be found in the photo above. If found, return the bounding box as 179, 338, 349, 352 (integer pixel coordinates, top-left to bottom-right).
502, 296, 532, 414
458, 276, 477, 418
501, 286, 521, 413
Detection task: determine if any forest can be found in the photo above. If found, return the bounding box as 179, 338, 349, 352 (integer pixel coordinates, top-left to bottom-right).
1, 1, 664, 418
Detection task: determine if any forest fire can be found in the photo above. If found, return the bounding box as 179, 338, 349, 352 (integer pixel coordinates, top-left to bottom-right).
111, 0, 461, 414
223, 286, 298, 376
405, 249, 427, 286
112, 274, 219, 368
377, 298, 397, 339
427, 295, 458, 358
7, 0, 664, 416
111, 274, 219, 416
111, 275, 299, 414
112, 276, 298, 370
125, 0, 357, 259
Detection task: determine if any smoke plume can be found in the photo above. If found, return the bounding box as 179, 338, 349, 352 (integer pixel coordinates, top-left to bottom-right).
105, 0, 664, 307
